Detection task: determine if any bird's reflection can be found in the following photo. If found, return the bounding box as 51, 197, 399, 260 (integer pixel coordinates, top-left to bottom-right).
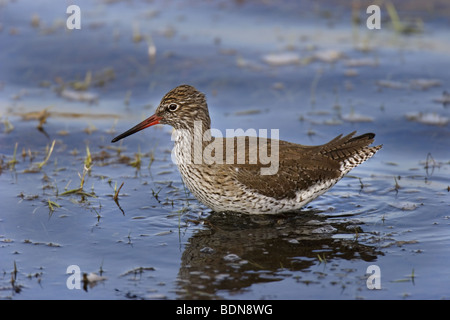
176, 210, 382, 299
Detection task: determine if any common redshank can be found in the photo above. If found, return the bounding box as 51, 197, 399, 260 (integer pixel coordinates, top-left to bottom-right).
112, 85, 382, 214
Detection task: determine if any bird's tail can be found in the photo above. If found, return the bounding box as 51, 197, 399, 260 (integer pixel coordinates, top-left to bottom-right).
320, 131, 382, 175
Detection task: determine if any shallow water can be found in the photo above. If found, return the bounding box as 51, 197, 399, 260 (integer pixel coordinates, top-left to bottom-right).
1, 0, 449, 300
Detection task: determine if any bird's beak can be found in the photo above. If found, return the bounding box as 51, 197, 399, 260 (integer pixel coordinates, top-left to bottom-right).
111, 114, 162, 143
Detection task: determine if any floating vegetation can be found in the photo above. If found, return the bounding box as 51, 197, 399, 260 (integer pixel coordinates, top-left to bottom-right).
51, 68, 116, 103
59, 179, 96, 198
261, 49, 344, 67
23, 239, 61, 247
154, 230, 173, 236
16, 108, 50, 131
409, 79, 441, 90
376, 80, 406, 89
377, 78, 441, 91
120, 266, 155, 277
341, 112, 374, 123
391, 268, 416, 284
236, 56, 263, 71
234, 109, 262, 116
261, 52, 301, 66
313, 49, 344, 63
17, 192, 39, 201
60, 89, 98, 104
12, 109, 120, 134
405, 112, 449, 126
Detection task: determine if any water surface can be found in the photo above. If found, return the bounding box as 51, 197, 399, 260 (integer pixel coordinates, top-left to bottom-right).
1, 0, 449, 300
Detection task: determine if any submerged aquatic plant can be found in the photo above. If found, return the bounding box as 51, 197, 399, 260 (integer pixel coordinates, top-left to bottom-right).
21, 140, 56, 173
113, 181, 124, 202
59, 146, 96, 199
2, 117, 14, 133
47, 199, 61, 215
37, 140, 56, 170
7, 142, 19, 170
59, 164, 95, 198
385, 1, 423, 35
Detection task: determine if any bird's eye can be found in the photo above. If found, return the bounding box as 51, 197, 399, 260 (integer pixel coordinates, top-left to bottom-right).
167, 103, 179, 112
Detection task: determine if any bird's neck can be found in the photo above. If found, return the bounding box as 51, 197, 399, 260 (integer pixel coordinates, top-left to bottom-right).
173, 119, 212, 165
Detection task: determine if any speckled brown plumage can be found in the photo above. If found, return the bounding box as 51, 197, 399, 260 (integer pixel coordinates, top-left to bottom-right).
112, 85, 382, 214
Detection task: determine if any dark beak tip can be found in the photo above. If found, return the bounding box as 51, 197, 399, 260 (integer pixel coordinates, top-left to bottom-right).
110, 113, 161, 144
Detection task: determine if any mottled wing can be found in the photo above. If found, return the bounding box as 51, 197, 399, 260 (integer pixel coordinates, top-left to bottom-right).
231, 132, 381, 200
